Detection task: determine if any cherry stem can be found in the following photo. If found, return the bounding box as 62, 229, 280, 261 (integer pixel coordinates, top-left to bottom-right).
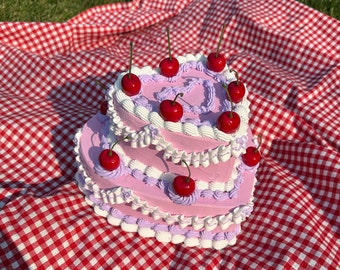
109, 135, 130, 156
215, 24, 226, 58
128, 41, 133, 79
222, 83, 234, 118
230, 69, 239, 85
255, 134, 262, 153
166, 27, 172, 60
182, 160, 191, 183
172, 92, 183, 105
96, 80, 106, 90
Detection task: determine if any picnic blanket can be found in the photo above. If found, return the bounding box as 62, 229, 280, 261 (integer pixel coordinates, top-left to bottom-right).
1, 0, 339, 269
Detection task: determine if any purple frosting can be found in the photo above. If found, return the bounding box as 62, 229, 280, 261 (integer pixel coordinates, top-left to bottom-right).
100, 202, 112, 212
131, 169, 145, 180
213, 232, 226, 241
137, 218, 153, 228
200, 230, 215, 240
76, 173, 85, 187
96, 111, 109, 123
132, 95, 152, 111
233, 136, 248, 152
240, 159, 260, 172
121, 188, 132, 201
200, 189, 214, 198
123, 215, 137, 224
221, 99, 232, 112
83, 193, 249, 244
200, 187, 233, 201
169, 225, 185, 235
226, 230, 236, 241
166, 181, 198, 206
144, 176, 159, 186
136, 60, 225, 123
94, 152, 127, 179
148, 124, 159, 139
110, 208, 124, 219
212, 190, 231, 200
185, 230, 200, 238
155, 77, 216, 116
89, 194, 102, 205
131, 169, 159, 186
153, 224, 169, 232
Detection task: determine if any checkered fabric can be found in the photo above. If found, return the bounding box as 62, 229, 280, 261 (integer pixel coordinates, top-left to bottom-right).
1, 0, 339, 269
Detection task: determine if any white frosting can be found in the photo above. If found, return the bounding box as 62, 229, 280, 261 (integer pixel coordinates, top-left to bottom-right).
73, 53, 259, 249
80, 188, 250, 250
76, 168, 253, 231
73, 114, 254, 231
97, 128, 241, 193
106, 53, 250, 168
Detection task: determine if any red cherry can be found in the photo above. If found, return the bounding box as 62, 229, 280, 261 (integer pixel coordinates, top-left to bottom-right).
121, 41, 141, 96
159, 93, 183, 122
207, 52, 226, 72
100, 101, 108, 115
160, 27, 179, 77
173, 176, 195, 197
242, 146, 261, 166
173, 161, 195, 197
227, 80, 245, 103
99, 149, 120, 171
121, 73, 141, 96
242, 135, 262, 166
225, 69, 245, 103
216, 111, 240, 134
160, 57, 179, 77
98, 136, 129, 171
206, 24, 226, 72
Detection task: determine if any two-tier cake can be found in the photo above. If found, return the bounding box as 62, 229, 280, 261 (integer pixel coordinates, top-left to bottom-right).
74, 53, 260, 249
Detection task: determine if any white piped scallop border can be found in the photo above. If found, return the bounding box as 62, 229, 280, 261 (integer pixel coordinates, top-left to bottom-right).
106, 53, 250, 168
74, 128, 255, 232
82, 189, 250, 250
101, 127, 240, 192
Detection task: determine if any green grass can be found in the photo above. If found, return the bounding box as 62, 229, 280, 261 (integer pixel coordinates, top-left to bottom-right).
0, 0, 339, 22
298, 0, 340, 20
0, 0, 127, 22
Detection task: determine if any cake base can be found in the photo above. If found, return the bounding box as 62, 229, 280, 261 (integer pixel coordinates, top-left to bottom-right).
74, 116, 257, 249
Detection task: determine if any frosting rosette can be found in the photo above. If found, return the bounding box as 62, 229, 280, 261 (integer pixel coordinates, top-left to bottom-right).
94, 151, 127, 179
165, 180, 199, 206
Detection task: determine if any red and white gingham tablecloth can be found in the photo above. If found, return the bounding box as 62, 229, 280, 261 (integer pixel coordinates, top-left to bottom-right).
1, 0, 339, 269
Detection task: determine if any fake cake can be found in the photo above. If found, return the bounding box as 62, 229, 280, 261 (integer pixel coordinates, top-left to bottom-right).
74, 53, 261, 249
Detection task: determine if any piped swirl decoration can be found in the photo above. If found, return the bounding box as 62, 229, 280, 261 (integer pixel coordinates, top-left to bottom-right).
155, 76, 216, 115
73, 52, 259, 249
107, 54, 250, 150
96, 119, 242, 193
81, 191, 252, 249
74, 127, 256, 230
104, 121, 245, 193
94, 153, 126, 179
166, 183, 199, 206
108, 108, 248, 169
74, 120, 253, 236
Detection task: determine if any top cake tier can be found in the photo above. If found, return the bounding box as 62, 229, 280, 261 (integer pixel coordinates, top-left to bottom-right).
106, 54, 250, 166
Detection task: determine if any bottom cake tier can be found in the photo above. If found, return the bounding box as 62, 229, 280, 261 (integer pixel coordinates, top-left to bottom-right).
74, 115, 258, 249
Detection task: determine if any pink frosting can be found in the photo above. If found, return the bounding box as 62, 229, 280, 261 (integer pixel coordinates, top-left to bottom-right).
74, 54, 260, 248
87, 193, 246, 241
94, 115, 247, 203
137, 61, 231, 127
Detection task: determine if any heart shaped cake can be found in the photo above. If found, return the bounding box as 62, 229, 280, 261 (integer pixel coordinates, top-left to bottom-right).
74, 53, 260, 249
